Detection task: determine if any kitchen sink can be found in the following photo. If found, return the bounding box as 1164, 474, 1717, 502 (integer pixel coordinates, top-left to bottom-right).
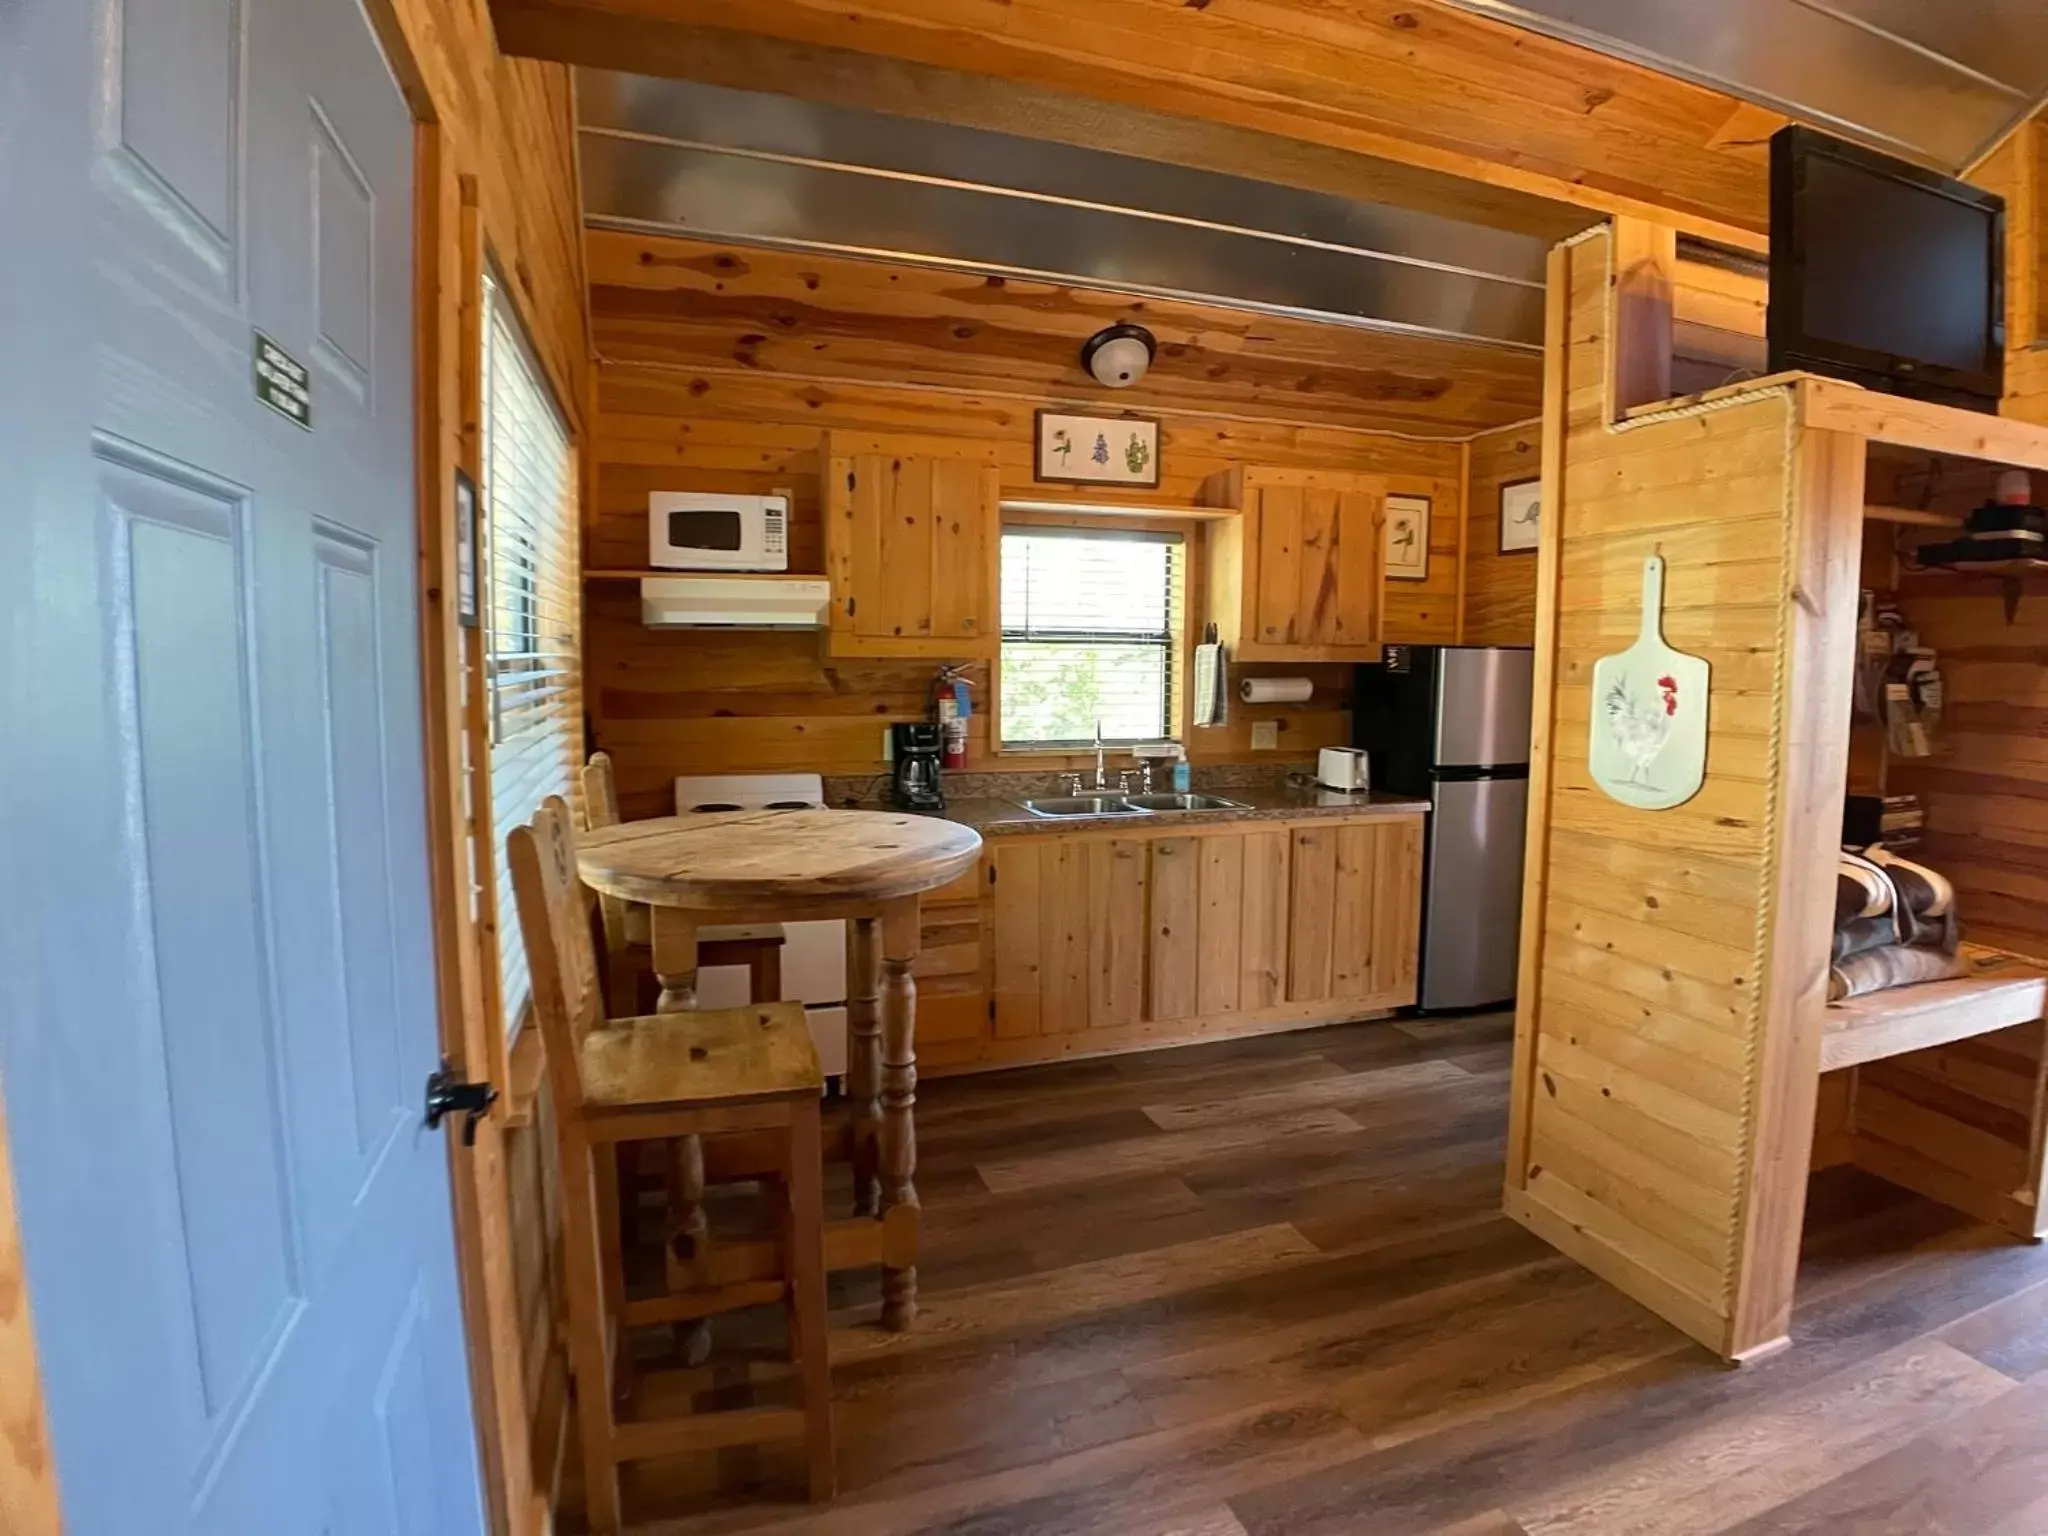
1121, 793, 1249, 813
1020, 795, 1153, 818
1019, 792, 1250, 819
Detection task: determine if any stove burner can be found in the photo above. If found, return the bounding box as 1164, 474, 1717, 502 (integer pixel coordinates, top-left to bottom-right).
765, 800, 815, 810
689, 802, 743, 813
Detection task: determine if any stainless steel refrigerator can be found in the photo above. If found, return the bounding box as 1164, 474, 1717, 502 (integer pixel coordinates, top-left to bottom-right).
1355, 645, 1534, 1011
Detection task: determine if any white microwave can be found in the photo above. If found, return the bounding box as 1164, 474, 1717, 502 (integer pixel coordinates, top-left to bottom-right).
648, 491, 788, 571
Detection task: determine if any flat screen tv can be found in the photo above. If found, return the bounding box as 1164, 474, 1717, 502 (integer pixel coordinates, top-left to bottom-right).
1769, 125, 2005, 413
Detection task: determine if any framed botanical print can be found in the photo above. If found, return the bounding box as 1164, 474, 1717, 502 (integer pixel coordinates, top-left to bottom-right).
1385, 493, 1431, 581
1499, 478, 1542, 554
1035, 410, 1161, 488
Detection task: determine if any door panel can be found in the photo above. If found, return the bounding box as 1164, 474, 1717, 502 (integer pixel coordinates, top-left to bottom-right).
1145, 837, 1197, 1022
1, 1, 484, 1531
1255, 484, 1302, 645
1423, 777, 1528, 1010
1435, 647, 1537, 769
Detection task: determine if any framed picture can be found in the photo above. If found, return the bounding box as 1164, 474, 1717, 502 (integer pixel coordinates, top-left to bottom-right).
454, 467, 481, 629
1035, 410, 1161, 488
1385, 493, 1431, 581
1499, 478, 1542, 554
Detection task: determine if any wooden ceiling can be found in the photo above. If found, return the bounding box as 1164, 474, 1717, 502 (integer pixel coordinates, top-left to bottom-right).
587, 230, 1545, 438
494, 0, 1778, 248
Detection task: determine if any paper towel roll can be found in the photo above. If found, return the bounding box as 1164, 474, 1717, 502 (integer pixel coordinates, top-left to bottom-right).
1239, 676, 1313, 704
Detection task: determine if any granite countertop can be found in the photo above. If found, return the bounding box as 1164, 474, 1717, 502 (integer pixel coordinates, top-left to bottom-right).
840, 782, 1429, 836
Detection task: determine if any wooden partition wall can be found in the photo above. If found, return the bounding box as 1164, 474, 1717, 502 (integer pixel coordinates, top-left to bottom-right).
1506, 225, 1864, 1361
1511, 194, 2048, 1360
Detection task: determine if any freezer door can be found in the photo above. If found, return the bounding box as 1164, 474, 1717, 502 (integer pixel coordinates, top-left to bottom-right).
1433, 647, 1535, 769
1420, 774, 1529, 1010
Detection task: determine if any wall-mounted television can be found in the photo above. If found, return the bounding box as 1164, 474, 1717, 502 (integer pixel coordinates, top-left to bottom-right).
1769, 125, 2006, 414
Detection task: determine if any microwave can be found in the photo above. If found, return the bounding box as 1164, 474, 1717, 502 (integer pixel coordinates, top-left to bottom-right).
648, 491, 788, 572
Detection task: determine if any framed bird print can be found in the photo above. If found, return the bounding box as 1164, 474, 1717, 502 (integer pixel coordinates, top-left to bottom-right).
1499, 478, 1541, 553
1589, 555, 1709, 810
1385, 494, 1431, 581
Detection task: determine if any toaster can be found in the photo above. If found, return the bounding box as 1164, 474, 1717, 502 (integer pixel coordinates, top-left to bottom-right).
1316, 746, 1370, 792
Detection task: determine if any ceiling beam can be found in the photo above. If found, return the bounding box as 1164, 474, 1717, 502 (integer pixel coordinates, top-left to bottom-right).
491, 0, 1772, 251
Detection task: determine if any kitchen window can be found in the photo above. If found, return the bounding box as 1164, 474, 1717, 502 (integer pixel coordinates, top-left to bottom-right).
482, 269, 581, 1034
1000, 526, 1180, 748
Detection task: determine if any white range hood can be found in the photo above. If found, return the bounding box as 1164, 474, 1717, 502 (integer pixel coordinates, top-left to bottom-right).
640, 575, 831, 629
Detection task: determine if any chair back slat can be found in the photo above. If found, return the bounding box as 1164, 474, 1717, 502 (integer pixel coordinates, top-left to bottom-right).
507, 794, 605, 1105
580, 752, 639, 966
582, 751, 622, 829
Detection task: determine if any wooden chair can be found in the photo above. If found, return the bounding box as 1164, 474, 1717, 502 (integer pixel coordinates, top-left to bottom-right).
582, 752, 785, 1011
508, 796, 834, 1530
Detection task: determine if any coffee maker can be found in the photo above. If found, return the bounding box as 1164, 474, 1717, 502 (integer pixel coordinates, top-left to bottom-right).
889, 722, 946, 812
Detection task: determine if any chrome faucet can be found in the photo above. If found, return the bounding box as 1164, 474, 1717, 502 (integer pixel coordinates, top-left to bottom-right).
1092, 719, 1110, 791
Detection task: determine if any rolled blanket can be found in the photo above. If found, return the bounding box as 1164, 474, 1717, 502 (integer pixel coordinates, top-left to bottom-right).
1836, 850, 1894, 928
1866, 848, 1958, 953
1830, 943, 1969, 1001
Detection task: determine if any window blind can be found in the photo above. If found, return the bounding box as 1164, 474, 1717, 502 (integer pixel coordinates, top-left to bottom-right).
483, 272, 580, 1034
1000, 527, 1179, 747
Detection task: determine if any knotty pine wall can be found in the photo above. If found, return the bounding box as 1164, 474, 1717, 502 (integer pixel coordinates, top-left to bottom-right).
1886, 121, 2048, 962
1457, 252, 1768, 651
1461, 424, 1542, 646
586, 234, 1510, 817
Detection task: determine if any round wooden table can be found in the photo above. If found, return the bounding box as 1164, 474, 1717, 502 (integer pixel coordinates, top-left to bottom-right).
577, 807, 982, 1331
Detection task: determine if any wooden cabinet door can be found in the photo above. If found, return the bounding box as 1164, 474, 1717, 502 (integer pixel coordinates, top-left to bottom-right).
1287, 819, 1423, 1006
1146, 827, 1291, 1022
990, 835, 1149, 1037
1234, 471, 1385, 660
826, 432, 999, 658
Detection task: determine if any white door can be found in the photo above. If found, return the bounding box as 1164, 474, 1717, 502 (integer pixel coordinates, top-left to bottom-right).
0, 0, 486, 1532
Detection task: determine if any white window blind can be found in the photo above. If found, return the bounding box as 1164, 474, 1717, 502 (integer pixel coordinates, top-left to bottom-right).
1000, 527, 1179, 747
483, 272, 580, 1034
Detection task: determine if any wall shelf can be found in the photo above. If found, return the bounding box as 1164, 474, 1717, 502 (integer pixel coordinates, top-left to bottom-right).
585, 569, 825, 582
1864, 503, 1963, 528
999, 497, 1234, 523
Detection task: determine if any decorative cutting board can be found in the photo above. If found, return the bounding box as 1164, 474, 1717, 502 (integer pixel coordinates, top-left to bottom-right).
1588, 554, 1709, 810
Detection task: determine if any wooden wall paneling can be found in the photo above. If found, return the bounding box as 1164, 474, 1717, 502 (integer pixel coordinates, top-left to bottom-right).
586, 237, 1472, 797
1146, 838, 1200, 1023
0, 1091, 59, 1536
1460, 423, 1542, 645
499, 0, 1780, 246
587, 232, 1542, 440
1505, 227, 1834, 1361
1849, 1025, 2048, 1238
1607, 219, 1677, 415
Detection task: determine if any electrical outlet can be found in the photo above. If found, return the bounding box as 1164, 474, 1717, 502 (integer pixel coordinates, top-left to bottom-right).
1251, 720, 1280, 751
883, 727, 896, 762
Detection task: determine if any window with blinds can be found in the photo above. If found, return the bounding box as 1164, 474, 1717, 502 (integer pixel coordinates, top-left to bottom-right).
1000, 527, 1180, 747
482, 271, 580, 1033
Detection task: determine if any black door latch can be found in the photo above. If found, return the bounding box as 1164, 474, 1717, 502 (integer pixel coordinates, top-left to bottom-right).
424, 1060, 498, 1146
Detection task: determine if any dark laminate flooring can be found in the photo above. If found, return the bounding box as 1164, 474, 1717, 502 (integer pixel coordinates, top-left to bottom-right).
607, 1013, 2048, 1535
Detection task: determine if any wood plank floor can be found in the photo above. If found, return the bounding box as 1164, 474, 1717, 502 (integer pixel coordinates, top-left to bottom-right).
609, 1014, 2048, 1535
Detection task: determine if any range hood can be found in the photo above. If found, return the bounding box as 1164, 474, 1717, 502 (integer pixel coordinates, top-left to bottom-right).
640, 575, 831, 629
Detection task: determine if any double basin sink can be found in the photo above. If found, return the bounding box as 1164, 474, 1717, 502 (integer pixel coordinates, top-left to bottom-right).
1021, 791, 1249, 820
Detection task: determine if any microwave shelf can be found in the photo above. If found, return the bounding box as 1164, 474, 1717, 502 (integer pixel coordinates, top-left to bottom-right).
587, 568, 822, 582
